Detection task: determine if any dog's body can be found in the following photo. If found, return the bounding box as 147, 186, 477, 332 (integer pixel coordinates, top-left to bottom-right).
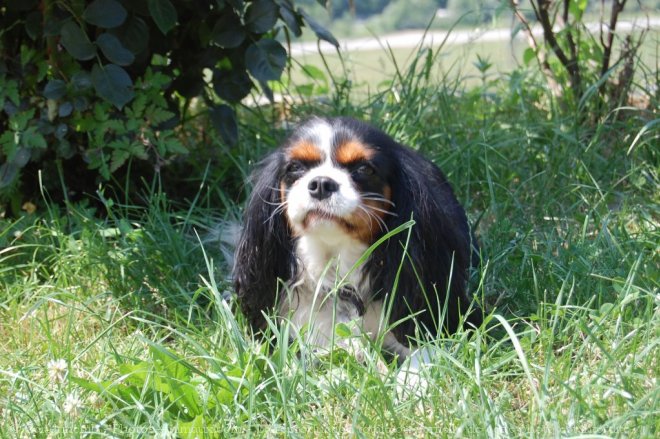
234, 117, 481, 360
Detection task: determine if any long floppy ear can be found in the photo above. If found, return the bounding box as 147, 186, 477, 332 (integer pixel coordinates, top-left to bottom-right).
233, 151, 296, 331
366, 142, 482, 342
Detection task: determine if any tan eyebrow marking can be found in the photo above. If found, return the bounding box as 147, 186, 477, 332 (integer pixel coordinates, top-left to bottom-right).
288, 141, 323, 162
335, 140, 374, 165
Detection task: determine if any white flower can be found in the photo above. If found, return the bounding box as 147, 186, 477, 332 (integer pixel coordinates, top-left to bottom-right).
47, 359, 68, 384
88, 392, 103, 409
63, 392, 83, 418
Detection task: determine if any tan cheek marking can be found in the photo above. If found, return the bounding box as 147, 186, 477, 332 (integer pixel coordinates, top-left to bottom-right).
279, 180, 287, 206
348, 184, 392, 243
289, 141, 322, 162
382, 185, 392, 202
335, 140, 373, 165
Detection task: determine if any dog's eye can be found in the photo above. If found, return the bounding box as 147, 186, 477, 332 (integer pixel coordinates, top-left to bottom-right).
355, 163, 375, 176
286, 161, 305, 174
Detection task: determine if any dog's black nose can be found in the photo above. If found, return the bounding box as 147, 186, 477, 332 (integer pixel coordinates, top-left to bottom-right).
308, 177, 339, 200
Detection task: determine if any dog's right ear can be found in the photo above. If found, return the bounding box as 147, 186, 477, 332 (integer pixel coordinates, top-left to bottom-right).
233, 151, 296, 331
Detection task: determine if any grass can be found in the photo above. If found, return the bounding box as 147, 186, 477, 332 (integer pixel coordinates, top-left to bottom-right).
1, 33, 659, 438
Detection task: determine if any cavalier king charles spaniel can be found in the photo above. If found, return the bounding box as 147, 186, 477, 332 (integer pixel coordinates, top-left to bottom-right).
234, 117, 482, 361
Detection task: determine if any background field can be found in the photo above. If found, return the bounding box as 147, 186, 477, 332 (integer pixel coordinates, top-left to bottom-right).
287, 26, 658, 91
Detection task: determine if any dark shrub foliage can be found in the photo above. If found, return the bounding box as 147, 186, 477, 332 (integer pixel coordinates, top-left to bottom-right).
0, 0, 336, 211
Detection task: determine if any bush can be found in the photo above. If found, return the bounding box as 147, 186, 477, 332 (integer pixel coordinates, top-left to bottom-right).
0, 0, 337, 212
509, 0, 650, 114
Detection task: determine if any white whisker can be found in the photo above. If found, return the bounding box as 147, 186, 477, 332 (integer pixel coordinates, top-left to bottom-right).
357, 204, 389, 233
265, 200, 289, 224
361, 193, 396, 207
363, 203, 398, 217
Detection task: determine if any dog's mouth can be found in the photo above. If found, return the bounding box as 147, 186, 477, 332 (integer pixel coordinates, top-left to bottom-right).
302, 209, 354, 231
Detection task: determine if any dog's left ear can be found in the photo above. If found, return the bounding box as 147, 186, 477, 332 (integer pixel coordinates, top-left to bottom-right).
233, 151, 296, 331
366, 143, 482, 340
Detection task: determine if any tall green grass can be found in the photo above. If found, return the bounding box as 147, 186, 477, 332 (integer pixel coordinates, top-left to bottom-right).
1, 37, 658, 438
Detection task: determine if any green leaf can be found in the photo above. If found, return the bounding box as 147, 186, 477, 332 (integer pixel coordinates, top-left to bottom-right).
96, 33, 135, 66
58, 101, 73, 117
118, 361, 152, 386
258, 79, 274, 103
523, 47, 536, 66
70, 376, 106, 393
9, 109, 35, 131
56, 139, 74, 159
245, 0, 278, 34
150, 347, 201, 415
151, 346, 190, 381
279, 5, 302, 37
60, 21, 96, 61
298, 7, 338, 48
148, 0, 178, 35
43, 17, 66, 37
146, 106, 175, 124
71, 71, 92, 91
295, 83, 314, 97
301, 64, 327, 82
72, 376, 141, 403
22, 127, 47, 149
209, 105, 238, 146
110, 148, 130, 172
73, 96, 89, 112
12, 147, 31, 167
0, 163, 19, 188
159, 135, 187, 155
128, 141, 147, 159
213, 69, 254, 103
0, 132, 14, 158
91, 64, 134, 109
210, 12, 246, 48
43, 79, 67, 100
55, 123, 68, 140
335, 322, 352, 338
568, 0, 588, 19
111, 16, 149, 55
2, 80, 20, 107
178, 415, 216, 439
245, 39, 287, 82
83, 0, 127, 29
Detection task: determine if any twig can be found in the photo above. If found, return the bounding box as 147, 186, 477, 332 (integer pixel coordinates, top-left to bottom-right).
601, 0, 628, 77
509, 0, 560, 95
562, 0, 580, 89
536, 0, 581, 95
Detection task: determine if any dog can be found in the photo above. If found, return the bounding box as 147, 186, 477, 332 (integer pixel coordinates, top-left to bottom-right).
233, 117, 482, 361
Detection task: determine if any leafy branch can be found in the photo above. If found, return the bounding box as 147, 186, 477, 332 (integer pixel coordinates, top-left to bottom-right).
510, 0, 646, 110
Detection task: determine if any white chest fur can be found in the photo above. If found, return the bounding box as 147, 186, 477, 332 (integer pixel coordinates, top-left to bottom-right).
277, 224, 410, 359
278, 224, 368, 346
296, 226, 368, 289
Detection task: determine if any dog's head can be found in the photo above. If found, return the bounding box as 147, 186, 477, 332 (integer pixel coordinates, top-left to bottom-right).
234, 117, 481, 337
278, 117, 395, 244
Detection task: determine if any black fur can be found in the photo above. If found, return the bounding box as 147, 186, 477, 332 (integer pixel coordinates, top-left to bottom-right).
233, 117, 482, 342
233, 151, 297, 330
